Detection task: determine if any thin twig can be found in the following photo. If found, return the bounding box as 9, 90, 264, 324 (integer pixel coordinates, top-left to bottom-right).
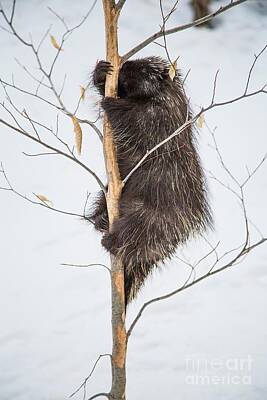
69, 354, 111, 399
0, 163, 92, 220
62, 263, 111, 273
22, 152, 57, 157
0, 118, 105, 190
10, 0, 16, 24
159, 0, 173, 66
127, 238, 266, 340
1, 77, 103, 142
244, 44, 267, 95
241, 153, 267, 187
122, 0, 249, 61
211, 70, 220, 105
87, 394, 110, 400
0, 1, 103, 142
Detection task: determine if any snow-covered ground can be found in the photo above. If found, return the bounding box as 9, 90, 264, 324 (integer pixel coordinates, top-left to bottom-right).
0, 0, 266, 399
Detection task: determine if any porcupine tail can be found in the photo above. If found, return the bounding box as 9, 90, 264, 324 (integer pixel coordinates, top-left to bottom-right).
101, 206, 182, 306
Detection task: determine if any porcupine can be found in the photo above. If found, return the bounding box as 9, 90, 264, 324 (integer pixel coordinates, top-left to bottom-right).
90, 56, 212, 305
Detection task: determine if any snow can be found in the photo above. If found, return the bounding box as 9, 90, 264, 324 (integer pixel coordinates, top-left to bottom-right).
0, 0, 266, 399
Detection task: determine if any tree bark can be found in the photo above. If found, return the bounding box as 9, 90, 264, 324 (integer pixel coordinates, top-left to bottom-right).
102, 1, 126, 399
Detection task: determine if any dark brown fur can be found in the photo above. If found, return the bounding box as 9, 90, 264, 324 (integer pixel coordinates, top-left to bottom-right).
90, 57, 212, 305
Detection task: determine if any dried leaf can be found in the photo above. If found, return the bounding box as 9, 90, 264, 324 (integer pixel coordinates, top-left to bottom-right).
50, 35, 62, 51
80, 86, 86, 101
35, 194, 53, 207
197, 113, 205, 129
71, 115, 82, 155
169, 58, 178, 81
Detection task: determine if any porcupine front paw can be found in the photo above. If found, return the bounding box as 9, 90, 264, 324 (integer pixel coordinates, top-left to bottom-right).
93, 60, 113, 87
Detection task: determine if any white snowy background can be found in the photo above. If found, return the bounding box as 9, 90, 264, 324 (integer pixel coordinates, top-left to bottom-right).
0, 0, 266, 399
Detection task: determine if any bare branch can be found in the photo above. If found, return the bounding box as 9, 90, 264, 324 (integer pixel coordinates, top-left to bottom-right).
22, 109, 40, 140
159, 0, 174, 66
62, 263, 111, 273
1, 82, 57, 139
37, 26, 52, 53
22, 152, 57, 157
87, 394, 110, 400
122, 0, 249, 61
209, 126, 241, 187
194, 240, 220, 270
244, 44, 267, 95
48, 7, 69, 30
0, 1, 103, 142
0, 5, 32, 47
1, 77, 103, 141
59, 73, 67, 97
182, 68, 191, 86
46, 0, 98, 79
0, 118, 105, 190
73, 82, 90, 115
82, 191, 91, 218
211, 69, 220, 105
70, 354, 111, 399
0, 78, 58, 108
10, 0, 16, 24
14, 58, 50, 89
127, 238, 266, 340
0, 101, 27, 134
241, 153, 267, 187
164, 0, 180, 24
0, 163, 92, 221
0, 23, 12, 35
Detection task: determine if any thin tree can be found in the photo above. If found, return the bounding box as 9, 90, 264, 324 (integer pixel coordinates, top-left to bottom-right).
0, 1, 266, 399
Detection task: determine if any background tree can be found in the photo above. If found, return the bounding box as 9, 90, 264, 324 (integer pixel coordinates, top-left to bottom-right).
191, 0, 211, 25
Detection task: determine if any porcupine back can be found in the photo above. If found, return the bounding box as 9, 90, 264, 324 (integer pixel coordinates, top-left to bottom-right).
90, 57, 212, 305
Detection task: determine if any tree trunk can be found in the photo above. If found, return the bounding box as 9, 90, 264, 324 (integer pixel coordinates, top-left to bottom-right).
102, 1, 127, 399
